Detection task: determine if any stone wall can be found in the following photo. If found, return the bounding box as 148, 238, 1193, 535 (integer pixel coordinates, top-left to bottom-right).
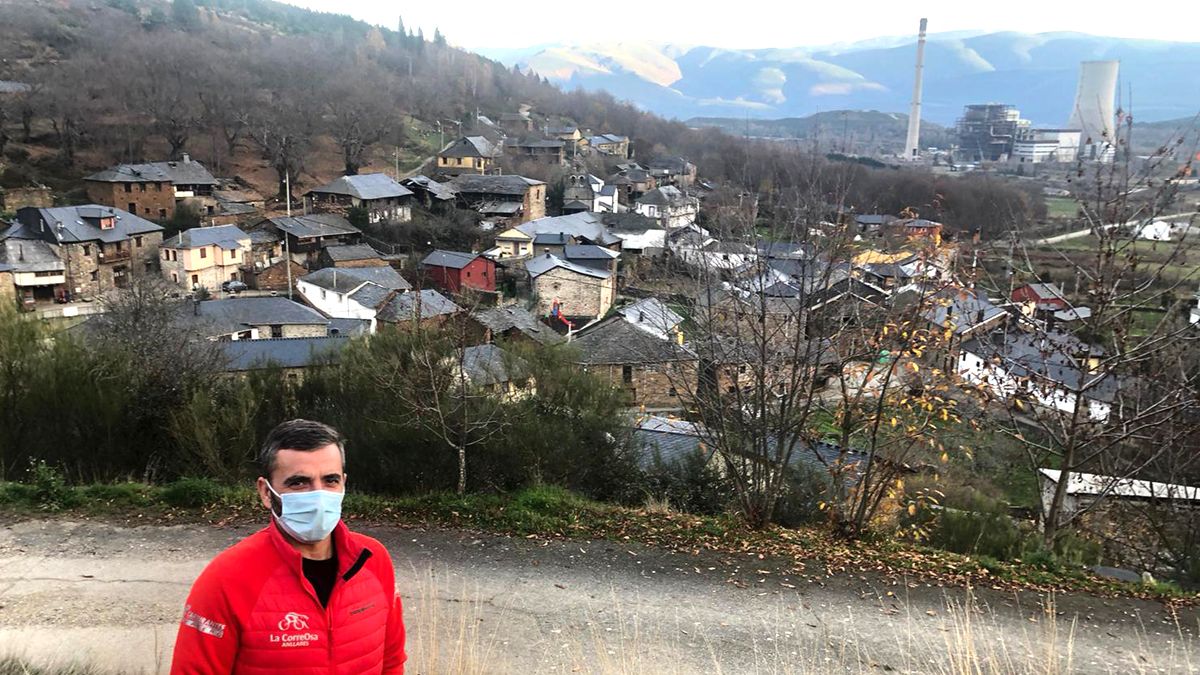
0, 270, 16, 309
247, 323, 328, 339
61, 231, 162, 298
85, 181, 175, 220
589, 361, 695, 409
0, 186, 53, 212
534, 267, 609, 318
249, 259, 305, 292
522, 185, 546, 222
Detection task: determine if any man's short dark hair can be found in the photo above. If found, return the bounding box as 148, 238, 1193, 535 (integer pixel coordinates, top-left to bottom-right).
259, 419, 345, 479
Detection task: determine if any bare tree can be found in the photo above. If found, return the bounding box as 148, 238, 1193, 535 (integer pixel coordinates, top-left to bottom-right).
324, 75, 398, 175
974, 119, 1200, 548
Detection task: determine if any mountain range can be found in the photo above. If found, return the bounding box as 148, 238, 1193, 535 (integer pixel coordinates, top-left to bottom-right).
480, 32, 1200, 126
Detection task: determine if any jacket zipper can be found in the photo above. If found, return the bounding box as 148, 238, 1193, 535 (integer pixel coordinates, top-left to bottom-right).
327, 549, 371, 672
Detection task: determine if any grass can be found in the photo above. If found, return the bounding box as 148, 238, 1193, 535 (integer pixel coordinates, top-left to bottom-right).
1044, 196, 1078, 220
0, 479, 1194, 604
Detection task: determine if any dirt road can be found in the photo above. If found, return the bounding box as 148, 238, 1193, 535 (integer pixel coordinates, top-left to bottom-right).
0, 519, 1196, 674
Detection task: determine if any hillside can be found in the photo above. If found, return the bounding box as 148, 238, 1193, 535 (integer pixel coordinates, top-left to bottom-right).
0, 0, 702, 204
493, 34, 1200, 125
687, 110, 954, 155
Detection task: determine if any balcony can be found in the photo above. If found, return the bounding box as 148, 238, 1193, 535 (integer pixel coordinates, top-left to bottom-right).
98, 248, 131, 263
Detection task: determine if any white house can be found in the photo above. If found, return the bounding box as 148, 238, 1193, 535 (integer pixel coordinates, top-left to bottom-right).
296, 265, 411, 330
1135, 220, 1173, 241
957, 332, 1114, 422
1038, 469, 1200, 521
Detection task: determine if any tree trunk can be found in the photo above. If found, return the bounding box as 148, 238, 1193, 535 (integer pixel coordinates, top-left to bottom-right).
457, 445, 466, 495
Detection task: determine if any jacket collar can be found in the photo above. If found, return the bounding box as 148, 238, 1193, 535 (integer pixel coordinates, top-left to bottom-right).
265, 518, 366, 579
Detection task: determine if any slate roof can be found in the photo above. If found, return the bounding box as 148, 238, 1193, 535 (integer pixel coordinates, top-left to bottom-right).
460, 344, 525, 386
182, 297, 330, 336
247, 229, 279, 246
563, 244, 620, 261
347, 283, 394, 310
422, 250, 478, 270
220, 336, 349, 372
376, 289, 463, 322
616, 298, 684, 335
300, 265, 411, 293
0, 238, 65, 273
307, 173, 413, 201
637, 185, 691, 208
15, 205, 163, 245
588, 134, 628, 145
525, 253, 612, 280
923, 287, 1006, 335
86, 159, 217, 186
164, 224, 248, 250
264, 214, 360, 239
961, 330, 1117, 403
1019, 282, 1067, 302
323, 244, 382, 262
533, 232, 573, 246
509, 139, 565, 149
401, 175, 458, 201
0, 81, 31, 94
572, 317, 695, 365
472, 306, 564, 345
511, 211, 620, 247
647, 157, 693, 174
449, 174, 544, 196
439, 136, 499, 159
327, 318, 372, 336
631, 415, 868, 482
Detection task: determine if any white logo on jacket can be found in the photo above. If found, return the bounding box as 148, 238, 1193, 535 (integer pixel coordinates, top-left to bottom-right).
278, 612, 309, 631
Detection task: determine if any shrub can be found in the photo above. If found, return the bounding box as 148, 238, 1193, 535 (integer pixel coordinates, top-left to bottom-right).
77, 482, 154, 507
28, 460, 80, 511
0, 482, 38, 506
162, 477, 225, 508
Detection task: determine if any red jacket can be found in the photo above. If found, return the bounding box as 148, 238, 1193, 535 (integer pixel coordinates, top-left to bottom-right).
171, 520, 405, 674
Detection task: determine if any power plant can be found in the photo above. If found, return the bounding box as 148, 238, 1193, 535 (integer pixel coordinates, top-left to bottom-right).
1068, 60, 1119, 161
902, 18, 927, 161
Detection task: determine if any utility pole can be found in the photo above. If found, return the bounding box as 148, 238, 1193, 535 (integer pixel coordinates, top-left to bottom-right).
285, 171, 294, 301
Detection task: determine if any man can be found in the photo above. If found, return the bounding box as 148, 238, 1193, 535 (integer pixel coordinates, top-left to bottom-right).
171, 419, 406, 674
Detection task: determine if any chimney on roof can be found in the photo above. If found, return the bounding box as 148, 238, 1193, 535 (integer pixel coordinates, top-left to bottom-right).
17, 244, 24, 261
182, 153, 191, 164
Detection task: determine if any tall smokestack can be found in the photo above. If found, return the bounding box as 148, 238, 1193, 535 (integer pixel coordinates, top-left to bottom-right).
903, 18, 928, 161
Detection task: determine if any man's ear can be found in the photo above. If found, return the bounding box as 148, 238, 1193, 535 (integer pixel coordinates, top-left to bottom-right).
256, 477, 273, 512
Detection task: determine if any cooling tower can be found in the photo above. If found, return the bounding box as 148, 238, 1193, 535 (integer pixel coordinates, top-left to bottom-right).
1068, 60, 1118, 147
902, 18, 928, 160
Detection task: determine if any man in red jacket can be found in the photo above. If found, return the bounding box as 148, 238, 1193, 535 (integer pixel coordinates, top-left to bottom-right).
171, 419, 406, 674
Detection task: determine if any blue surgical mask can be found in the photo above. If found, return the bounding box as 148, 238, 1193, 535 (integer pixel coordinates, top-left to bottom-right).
266, 482, 344, 543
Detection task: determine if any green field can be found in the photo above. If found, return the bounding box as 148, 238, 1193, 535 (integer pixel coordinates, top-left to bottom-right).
1044, 197, 1078, 219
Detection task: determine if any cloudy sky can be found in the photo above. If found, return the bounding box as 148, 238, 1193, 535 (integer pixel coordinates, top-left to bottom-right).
285, 0, 1195, 49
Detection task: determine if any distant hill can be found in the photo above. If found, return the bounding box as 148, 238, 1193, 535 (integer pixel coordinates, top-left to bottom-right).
686, 111, 954, 155
489, 33, 1200, 125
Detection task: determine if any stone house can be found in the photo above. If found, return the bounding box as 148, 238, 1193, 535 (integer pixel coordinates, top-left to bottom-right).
572, 316, 698, 409
304, 173, 414, 224
11, 205, 163, 298
179, 296, 332, 340
470, 305, 564, 347
84, 155, 217, 221
504, 139, 566, 165
647, 157, 697, 187
0, 237, 66, 309
375, 289, 463, 331
525, 252, 616, 323
437, 136, 500, 175
587, 134, 630, 158
491, 211, 621, 260
634, 186, 700, 229
400, 175, 458, 211
455, 343, 536, 401
316, 244, 387, 270
160, 224, 250, 292
253, 214, 362, 268
606, 164, 657, 202
447, 174, 546, 225
562, 173, 618, 214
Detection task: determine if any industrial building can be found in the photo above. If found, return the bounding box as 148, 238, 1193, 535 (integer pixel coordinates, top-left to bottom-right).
1011, 128, 1082, 164
955, 104, 1030, 162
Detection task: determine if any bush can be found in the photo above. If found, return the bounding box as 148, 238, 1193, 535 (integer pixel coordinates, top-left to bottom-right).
162, 477, 225, 508
28, 460, 80, 511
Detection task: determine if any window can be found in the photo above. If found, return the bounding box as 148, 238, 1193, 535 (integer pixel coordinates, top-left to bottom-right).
207, 205, 214, 215
669, 387, 677, 397
155, 182, 162, 192
135, 236, 143, 248
83, 245, 91, 256
90, 270, 98, 281
138, 183, 146, 192
159, 208, 167, 218
199, 247, 207, 259
171, 250, 177, 261
270, 325, 283, 338
123, 182, 132, 193
172, 273, 178, 283
162, 250, 169, 260
128, 202, 137, 213
191, 274, 199, 286
230, 272, 237, 281
145, 208, 151, 215
622, 365, 633, 384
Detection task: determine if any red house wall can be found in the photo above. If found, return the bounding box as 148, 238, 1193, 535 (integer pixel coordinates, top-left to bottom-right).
1011, 285, 1067, 309
426, 257, 496, 294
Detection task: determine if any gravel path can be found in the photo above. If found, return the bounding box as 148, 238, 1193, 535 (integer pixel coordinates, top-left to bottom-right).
0, 518, 1196, 674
